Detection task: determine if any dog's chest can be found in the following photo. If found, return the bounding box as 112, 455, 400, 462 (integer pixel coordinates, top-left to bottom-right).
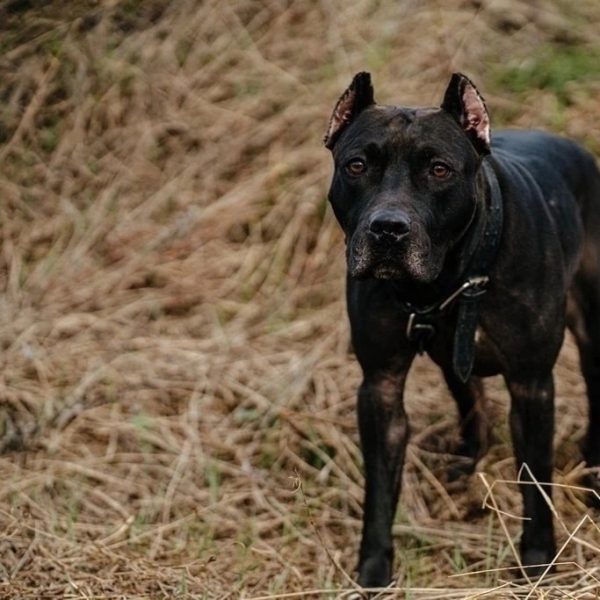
424, 321, 502, 377
471, 325, 503, 376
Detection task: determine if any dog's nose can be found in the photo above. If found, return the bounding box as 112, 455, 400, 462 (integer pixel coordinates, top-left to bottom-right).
368, 209, 411, 242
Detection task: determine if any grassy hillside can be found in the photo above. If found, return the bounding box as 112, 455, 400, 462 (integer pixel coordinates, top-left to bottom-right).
0, 0, 599, 597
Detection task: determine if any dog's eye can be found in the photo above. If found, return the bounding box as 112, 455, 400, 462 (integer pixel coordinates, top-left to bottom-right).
431, 162, 451, 179
346, 158, 367, 176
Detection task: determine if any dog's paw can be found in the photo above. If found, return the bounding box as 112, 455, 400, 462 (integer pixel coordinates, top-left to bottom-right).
520, 548, 556, 580
583, 468, 600, 508
446, 455, 476, 483
357, 555, 392, 591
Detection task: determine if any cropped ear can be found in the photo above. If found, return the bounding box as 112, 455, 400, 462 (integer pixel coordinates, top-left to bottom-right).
324, 72, 375, 150
441, 73, 490, 155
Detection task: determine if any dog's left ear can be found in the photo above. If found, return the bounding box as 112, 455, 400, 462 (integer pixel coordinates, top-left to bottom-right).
441, 73, 490, 155
324, 72, 375, 150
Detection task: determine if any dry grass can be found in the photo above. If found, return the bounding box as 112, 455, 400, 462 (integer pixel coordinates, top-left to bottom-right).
0, 0, 600, 597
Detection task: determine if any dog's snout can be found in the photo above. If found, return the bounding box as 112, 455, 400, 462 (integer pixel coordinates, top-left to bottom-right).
368, 209, 411, 242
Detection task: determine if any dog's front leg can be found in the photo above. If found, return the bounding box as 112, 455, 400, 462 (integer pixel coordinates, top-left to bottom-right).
442, 368, 489, 480
356, 367, 412, 589
505, 373, 556, 577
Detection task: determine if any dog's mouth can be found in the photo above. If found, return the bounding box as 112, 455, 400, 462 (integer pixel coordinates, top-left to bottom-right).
349, 251, 420, 281
372, 262, 404, 280
347, 233, 439, 283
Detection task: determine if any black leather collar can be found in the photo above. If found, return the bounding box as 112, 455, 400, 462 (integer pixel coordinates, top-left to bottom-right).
399, 158, 503, 382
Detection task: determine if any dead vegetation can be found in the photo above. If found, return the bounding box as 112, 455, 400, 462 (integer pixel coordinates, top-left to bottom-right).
0, 0, 599, 597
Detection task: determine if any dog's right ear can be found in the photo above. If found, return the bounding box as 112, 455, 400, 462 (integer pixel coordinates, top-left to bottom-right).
324, 72, 375, 150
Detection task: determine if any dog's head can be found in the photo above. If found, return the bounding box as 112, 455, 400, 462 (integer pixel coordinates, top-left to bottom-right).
324, 72, 490, 283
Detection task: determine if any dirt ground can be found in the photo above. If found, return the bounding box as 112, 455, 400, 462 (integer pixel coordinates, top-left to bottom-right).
0, 0, 599, 598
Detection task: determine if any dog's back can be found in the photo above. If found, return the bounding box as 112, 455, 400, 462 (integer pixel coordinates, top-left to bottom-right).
492, 129, 600, 287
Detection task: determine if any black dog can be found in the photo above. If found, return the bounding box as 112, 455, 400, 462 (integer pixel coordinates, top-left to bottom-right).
324, 72, 600, 589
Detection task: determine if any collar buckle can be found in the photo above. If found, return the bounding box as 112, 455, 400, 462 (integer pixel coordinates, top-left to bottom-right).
404, 275, 490, 354
406, 312, 436, 354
